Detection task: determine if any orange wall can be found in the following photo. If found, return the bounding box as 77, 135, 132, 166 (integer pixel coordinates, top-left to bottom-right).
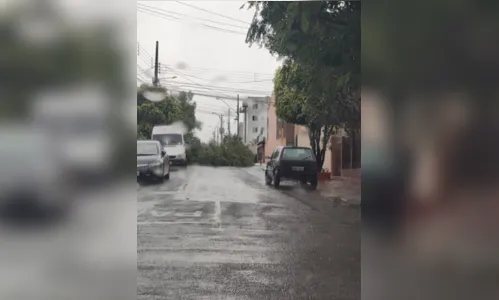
265, 96, 286, 158
295, 125, 332, 171
265, 95, 333, 172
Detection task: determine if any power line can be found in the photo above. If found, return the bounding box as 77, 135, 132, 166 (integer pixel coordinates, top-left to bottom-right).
138, 54, 152, 69
159, 70, 273, 85
166, 87, 270, 103
138, 4, 249, 30
139, 44, 154, 63
137, 6, 247, 36
166, 68, 238, 112
137, 66, 153, 76
160, 80, 271, 95
224, 79, 273, 84
160, 64, 274, 77
172, 1, 251, 25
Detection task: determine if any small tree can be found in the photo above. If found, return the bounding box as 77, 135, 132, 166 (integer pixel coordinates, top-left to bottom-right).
244, 1, 361, 170
274, 60, 342, 170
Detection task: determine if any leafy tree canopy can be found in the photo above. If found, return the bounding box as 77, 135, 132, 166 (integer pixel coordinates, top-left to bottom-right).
136, 85, 201, 140
244, 1, 360, 91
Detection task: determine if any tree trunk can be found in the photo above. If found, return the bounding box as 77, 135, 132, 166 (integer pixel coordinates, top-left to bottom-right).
308, 124, 323, 170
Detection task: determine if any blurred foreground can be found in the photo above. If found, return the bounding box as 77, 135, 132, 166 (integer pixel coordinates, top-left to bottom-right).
363, 1, 499, 299
0, 0, 136, 299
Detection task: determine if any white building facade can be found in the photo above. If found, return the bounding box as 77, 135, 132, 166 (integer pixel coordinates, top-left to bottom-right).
242, 96, 270, 149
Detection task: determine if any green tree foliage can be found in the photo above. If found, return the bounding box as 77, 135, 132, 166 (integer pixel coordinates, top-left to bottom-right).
136, 85, 201, 140
274, 60, 340, 169
243, 1, 360, 169
188, 135, 254, 167
244, 1, 360, 91
137, 86, 253, 167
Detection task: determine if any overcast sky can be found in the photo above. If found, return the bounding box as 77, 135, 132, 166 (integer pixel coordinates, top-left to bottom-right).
137, 1, 280, 142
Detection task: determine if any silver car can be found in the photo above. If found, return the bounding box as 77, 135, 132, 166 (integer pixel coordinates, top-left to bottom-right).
137, 140, 170, 182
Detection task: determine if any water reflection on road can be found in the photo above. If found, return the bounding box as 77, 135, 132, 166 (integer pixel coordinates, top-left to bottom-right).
138, 165, 360, 300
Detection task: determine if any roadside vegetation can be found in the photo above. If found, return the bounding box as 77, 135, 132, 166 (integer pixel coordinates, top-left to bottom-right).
187, 135, 255, 167
137, 85, 254, 167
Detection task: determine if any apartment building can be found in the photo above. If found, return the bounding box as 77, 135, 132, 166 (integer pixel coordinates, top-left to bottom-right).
242, 96, 269, 146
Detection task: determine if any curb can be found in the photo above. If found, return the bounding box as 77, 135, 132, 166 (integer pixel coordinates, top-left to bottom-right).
328, 196, 361, 208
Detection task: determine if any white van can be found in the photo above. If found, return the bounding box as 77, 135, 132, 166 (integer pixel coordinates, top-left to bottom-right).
151, 125, 187, 166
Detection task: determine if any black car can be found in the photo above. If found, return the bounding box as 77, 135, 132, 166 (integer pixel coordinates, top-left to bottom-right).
137, 140, 170, 182
265, 146, 318, 189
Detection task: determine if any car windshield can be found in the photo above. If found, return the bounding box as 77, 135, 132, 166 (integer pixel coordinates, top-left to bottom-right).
137, 143, 159, 155
152, 134, 183, 146
281, 148, 315, 160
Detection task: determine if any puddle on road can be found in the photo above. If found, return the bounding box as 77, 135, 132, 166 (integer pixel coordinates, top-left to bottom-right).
138, 250, 278, 265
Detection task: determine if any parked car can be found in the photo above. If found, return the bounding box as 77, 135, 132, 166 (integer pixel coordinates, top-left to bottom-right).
137, 140, 170, 182
264, 146, 319, 189
0, 127, 70, 219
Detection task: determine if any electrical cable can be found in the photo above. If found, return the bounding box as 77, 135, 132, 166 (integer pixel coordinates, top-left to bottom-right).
172, 1, 250, 25
138, 4, 249, 30
166, 68, 238, 112
137, 6, 247, 36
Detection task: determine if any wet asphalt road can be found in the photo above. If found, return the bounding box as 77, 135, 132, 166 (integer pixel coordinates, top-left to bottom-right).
138, 165, 360, 300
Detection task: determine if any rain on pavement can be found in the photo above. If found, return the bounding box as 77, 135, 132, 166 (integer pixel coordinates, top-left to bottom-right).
138, 165, 360, 300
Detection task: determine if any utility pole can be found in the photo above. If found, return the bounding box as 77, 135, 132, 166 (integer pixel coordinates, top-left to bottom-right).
236, 94, 240, 137
242, 102, 248, 144
212, 112, 224, 143
219, 115, 224, 142
153, 41, 159, 86
227, 109, 231, 136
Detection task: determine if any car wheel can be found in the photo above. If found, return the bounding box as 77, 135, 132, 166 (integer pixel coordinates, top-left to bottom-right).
165, 171, 170, 180
264, 170, 272, 185
273, 170, 280, 188
310, 175, 318, 190
158, 168, 165, 183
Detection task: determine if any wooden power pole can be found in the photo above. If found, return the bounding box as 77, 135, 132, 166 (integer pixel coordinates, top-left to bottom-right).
153, 41, 159, 86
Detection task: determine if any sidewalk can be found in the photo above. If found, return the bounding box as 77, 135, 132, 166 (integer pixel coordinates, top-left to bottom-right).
317, 180, 361, 206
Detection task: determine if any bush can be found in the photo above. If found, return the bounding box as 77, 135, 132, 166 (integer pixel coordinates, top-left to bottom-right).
187, 135, 254, 167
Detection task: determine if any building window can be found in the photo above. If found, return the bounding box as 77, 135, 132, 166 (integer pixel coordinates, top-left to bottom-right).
252, 127, 258, 133
252, 115, 258, 121
252, 103, 258, 109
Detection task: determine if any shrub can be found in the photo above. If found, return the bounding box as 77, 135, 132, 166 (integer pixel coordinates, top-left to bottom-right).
187, 135, 254, 167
